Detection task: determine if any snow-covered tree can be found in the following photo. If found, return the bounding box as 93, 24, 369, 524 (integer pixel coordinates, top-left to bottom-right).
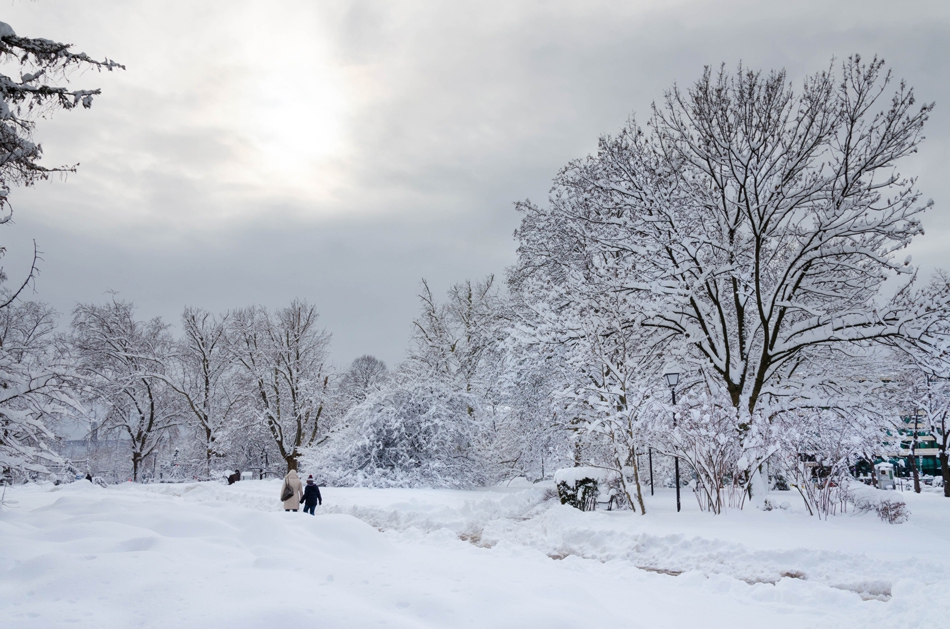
165, 308, 242, 478
312, 278, 512, 488
337, 354, 388, 409
509, 56, 949, 515
514, 56, 939, 418
0, 21, 122, 302
0, 21, 122, 198
0, 301, 77, 480
408, 277, 514, 476
0, 22, 120, 482
511, 287, 662, 511
71, 300, 181, 481
887, 269, 950, 497
917, 373, 950, 497
312, 380, 488, 488
642, 392, 773, 513
229, 301, 332, 473
494, 343, 570, 482
410, 277, 506, 396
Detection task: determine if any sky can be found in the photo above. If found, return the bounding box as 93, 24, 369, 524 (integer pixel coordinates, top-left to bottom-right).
2, 0, 950, 368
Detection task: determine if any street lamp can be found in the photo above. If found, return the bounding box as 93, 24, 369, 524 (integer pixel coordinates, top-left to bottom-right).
648, 447, 654, 496
664, 368, 681, 513
664, 371, 680, 389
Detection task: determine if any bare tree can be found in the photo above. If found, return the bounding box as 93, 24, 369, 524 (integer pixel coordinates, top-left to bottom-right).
230, 301, 332, 473
165, 308, 242, 478
71, 299, 180, 481
0, 301, 77, 480
410, 277, 505, 395
337, 355, 388, 408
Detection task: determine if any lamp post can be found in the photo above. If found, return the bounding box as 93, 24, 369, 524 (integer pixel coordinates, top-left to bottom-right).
664, 369, 681, 513
648, 448, 654, 495
911, 408, 922, 494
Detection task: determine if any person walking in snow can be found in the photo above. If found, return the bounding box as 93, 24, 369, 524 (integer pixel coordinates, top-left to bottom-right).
281, 469, 303, 512
301, 474, 322, 515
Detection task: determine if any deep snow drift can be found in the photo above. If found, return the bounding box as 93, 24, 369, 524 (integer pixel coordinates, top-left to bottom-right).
1, 479, 948, 628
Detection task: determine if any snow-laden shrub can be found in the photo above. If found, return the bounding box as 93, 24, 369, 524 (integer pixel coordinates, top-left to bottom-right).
848, 483, 910, 524
771, 410, 877, 520
306, 381, 490, 489
645, 393, 773, 514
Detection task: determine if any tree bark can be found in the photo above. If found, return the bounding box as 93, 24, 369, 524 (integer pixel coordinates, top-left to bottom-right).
910, 437, 921, 494
940, 452, 949, 498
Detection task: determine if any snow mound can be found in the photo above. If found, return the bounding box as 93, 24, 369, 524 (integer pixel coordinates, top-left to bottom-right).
848, 484, 909, 524
553, 466, 617, 486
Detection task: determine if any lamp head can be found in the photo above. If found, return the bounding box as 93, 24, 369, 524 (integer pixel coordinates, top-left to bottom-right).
663, 370, 680, 388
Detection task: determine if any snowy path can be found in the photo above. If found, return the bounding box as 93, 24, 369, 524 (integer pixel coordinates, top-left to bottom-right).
1, 480, 948, 628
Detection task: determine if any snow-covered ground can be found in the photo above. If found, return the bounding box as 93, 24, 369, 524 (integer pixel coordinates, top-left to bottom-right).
1, 480, 948, 628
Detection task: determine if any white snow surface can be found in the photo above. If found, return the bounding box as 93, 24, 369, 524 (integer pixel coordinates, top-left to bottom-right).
1, 480, 949, 628
552, 465, 617, 486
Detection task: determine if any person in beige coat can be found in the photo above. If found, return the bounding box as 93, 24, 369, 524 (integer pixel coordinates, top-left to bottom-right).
280, 470, 304, 512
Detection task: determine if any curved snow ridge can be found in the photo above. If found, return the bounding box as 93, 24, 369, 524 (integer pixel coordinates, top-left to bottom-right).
319, 486, 554, 537
310, 491, 947, 603
476, 504, 949, 601
106, 479, 297, 513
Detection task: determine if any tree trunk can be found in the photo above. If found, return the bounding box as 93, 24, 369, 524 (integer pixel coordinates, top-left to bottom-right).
205, 425, 214, 479
940, 452, 949, 498
616, 453, 646, 515
910, 439, 921, 494
629, 454, 646, 515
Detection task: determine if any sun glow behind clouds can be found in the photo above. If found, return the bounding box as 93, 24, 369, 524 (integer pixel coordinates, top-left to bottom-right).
252, 66, 346, 172
12, 1, 360, 231
227, 7, 350, 203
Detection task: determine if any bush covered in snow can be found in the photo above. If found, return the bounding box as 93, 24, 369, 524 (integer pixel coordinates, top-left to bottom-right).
307, 382, 490, 489
645, 393, 772, 514
848, 483, 910, 524
772, 409, 879, 520
554, 466, 622, 511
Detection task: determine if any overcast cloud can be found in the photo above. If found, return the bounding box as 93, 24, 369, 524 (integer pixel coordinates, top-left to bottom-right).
3, 0, 949, 367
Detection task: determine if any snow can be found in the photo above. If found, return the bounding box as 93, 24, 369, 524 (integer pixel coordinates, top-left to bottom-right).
2, 480, 949, 627
553, 466, 616, 486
